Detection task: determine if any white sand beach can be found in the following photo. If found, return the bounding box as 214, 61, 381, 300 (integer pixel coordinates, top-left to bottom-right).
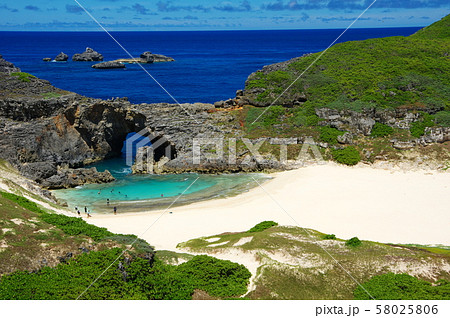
86, 163, 450, 250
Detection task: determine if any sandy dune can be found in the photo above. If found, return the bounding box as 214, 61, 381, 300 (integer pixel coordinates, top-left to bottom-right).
86, 163, 450, 250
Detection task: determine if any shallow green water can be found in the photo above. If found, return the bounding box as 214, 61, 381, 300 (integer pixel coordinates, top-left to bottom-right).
52, 158, 270, 214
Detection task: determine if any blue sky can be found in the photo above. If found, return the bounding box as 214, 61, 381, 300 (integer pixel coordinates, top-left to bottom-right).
0, 0, 448, 31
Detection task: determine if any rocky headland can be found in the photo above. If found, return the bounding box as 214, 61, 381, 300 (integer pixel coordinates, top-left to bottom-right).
0, 55, 147, 189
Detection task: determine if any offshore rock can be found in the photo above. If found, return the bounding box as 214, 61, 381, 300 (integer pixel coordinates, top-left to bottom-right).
43, 58, 52, 62
72, 47, 104, 62
113, 52, 175, 64
54, 52, 69, 62
92, 61, 126, 69
140, 51, 174, 63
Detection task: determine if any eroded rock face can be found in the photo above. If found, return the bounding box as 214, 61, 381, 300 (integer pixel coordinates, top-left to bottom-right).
55, 52, 68, 62
140, 52, 174, 63
41, 167, 115, 190
0, 57, 148, 188
92, 61, 125, 69
315, 108, 439, 135
417, 127, 450, 145
0, 99, 146, 186
0, 55, 21, 74
112, 52, 175, 64
72, 48, 104, 62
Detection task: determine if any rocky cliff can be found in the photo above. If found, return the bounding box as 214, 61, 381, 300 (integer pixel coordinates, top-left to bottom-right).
0, 56, 146, 188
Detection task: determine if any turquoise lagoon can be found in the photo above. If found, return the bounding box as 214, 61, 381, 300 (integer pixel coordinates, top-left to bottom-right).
52, 158, 270, 214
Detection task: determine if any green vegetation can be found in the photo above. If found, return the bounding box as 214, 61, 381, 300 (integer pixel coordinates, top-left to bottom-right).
292, 104, 320, 126
1, 191, 114, 242
10, 72, 36, 83
39, 213, 113, 241
331, 147, 361, 166
435, 111, 450, 127
0, 191, 251, 299
371, 123, 394, 138
248, 221, 278, 233
411, 14, 450, 39
41, 92, 62, 99
321, 95, 373, 112
346, 237, 362, 248
323, 234, 336, 240
181, 226, 450, 300
0, 250, 250, 300
410, 113, 435, 138
319, 126, 344, 145
0, 191, 45, 214
247, 15, 450, 111
354, 273, 450, 300
245, 105, 285, 129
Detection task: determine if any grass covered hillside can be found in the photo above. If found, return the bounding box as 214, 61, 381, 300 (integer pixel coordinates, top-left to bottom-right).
0, 164, 251, 300
244, 14, 450, 111
223, 14, 450, 167
179, 222, 450, 300
0, 190, 252, 300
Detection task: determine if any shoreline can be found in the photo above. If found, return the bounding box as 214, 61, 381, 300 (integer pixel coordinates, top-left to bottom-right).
85, 162, 450, 251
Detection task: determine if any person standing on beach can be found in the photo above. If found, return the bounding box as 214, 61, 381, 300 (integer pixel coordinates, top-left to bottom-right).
107, 198, 110, 206
113, 206, 117, 215
77, 210, 81, 217
84, 206, 87, 214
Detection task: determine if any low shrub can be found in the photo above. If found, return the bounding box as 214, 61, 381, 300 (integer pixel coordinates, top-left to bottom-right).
346, 237, 362, 247
410, 113, 435, 138
10, 72, 36, 83
434, 111, 450, 127
40, 213, 113, 241
370, 123, 394, 137
0, 191, 45, 214
293, 104, 320, 127
323, 234, 336, 240
319, 126, 344, 145
331, 147, 361, 166
247, 221, 278, 233
354, 273, 450, 300
176, 255, 251, 298
0, 250, 251, 300
245, 105, 285, 129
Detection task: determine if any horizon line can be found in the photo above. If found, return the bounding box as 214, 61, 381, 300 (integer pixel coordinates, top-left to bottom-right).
0, 25, 425, 33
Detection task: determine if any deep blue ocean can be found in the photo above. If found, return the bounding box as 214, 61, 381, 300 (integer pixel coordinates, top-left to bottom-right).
0, 28, 420, 104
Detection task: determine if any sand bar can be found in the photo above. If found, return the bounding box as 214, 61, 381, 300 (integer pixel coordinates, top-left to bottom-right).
86, 163, 450, 250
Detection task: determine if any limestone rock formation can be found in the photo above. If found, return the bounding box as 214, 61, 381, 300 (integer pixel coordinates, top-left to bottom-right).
112, 52, 174, 64
140, 51, 174, 63
55, 52, 69, 62
41, 167, 115, 189
0, 57, 147, 188
0, 55, 21, 74
72, 47, 104, 62
92, 61, 126, 69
